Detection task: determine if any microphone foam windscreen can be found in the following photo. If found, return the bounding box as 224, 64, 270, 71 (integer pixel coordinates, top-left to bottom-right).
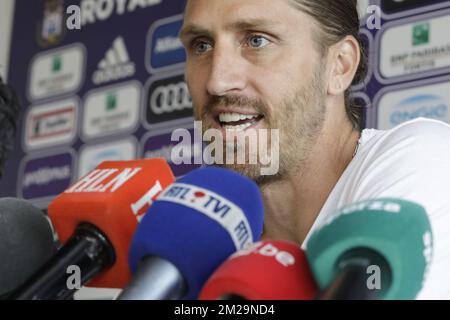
0, 198, 56, 296
200, 240, 318, 300
129, 167, 264, 299
306, 198, 433, 299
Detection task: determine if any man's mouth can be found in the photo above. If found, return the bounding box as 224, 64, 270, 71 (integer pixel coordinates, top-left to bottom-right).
217, 112, 264, 131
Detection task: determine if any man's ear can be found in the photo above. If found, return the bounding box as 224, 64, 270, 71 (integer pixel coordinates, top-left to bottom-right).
327, 36, 360, 96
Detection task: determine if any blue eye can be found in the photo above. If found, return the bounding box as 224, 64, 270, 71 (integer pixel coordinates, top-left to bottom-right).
192, 41, 212, 54
248, 35, 270, 48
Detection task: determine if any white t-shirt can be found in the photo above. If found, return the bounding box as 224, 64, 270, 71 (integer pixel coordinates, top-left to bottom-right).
302, 117, 450, 300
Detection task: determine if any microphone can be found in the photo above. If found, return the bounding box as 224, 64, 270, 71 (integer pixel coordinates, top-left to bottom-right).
306, 198, 433, 300
0, 198, 56, 298
199, 240, 318, 300
0, 77, 20, 179
117, 166, 264, 300
12, 159, 175, 300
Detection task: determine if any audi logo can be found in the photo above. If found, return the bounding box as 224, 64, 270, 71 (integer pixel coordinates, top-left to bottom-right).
150, 82, 192, 115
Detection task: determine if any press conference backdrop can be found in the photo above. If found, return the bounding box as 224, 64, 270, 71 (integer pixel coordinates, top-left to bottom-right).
1, 0, 450, 206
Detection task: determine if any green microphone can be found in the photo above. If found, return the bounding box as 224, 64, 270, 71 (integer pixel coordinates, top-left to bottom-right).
306, 198, 433, 300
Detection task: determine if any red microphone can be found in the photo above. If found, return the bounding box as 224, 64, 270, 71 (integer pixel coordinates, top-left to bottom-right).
199, 240, 318, 300
12, 159, 175, 300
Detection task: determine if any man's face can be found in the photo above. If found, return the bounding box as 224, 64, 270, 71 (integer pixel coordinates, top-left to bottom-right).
181, 0, 328, 183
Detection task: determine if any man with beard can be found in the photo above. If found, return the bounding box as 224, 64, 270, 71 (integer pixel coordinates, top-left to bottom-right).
180, 0, 450, 299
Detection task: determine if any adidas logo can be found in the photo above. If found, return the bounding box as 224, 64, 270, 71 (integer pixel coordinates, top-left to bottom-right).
92, 36, 136, 85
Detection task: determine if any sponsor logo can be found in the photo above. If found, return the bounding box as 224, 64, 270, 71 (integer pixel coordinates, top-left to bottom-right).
377, 80, 450, 129
146, 15, 186, 73
82, 81, 141, 140
158, 182, 253, 250
24, 98, 78, 150
78, 138, 137, 177
80, 0, 162, 27
378, 12, 450, 83
390, 95, 447, 125
52, 54, 62, 72
413, 23, 430, 46
36, 0, 66, 47
92, 36, 136, 85
145, 73, 193, 127
141, 130, 201, 177
19, 152, 73, 200
381, 0, 450, 15
29, 44, 85, 101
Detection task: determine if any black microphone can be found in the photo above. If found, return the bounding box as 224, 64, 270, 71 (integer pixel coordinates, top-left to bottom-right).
0, 198, 56, 299
0, 77, 20, 179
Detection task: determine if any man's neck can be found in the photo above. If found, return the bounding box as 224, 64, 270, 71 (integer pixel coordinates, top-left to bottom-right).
260, 121, 361, 244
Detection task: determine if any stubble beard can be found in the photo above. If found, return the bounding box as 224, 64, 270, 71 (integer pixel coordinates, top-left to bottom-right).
194, 68, 327, 186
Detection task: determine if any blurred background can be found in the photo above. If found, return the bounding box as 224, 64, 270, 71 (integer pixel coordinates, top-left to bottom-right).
1, 0, 450, 207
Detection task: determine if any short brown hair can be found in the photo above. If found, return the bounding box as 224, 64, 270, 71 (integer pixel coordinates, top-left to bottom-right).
289, 0, 367, 131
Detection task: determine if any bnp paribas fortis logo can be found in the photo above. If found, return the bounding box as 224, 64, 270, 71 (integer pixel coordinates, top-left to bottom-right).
106, 92, 118, 111
52, 55, 62, 73
412, 22, 430, 46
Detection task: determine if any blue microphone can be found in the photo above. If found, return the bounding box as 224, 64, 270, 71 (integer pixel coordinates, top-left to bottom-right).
117, 167, 264, 300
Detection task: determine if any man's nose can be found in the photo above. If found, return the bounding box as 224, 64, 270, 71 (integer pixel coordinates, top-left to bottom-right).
206, 46, 247, 96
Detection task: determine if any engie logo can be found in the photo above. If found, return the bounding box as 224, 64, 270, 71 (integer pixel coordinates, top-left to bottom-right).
146, 15, 186, 73
92, 36, 136, 85
24, 98, 78, 151
377, 80, 450, 129
158, 183, 253, 250
390, 95, 447, 126
141, 130, 201, 177
19, 152, 74, 200
145, 73, 193, 128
